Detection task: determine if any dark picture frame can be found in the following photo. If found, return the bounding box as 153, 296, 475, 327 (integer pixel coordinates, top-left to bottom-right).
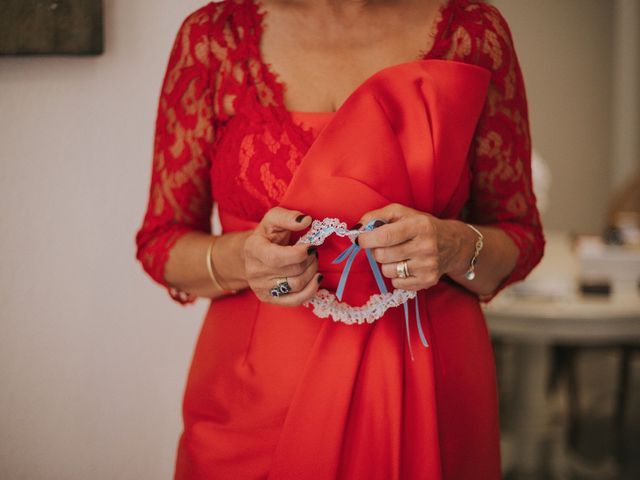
0, 0, 103, 55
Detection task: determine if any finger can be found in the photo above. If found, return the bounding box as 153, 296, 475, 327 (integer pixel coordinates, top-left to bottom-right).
262, 206, 313, 236
253, 244, 318, 277
380, 257, 424, 279
391, 275, 436, 292
391, 272, 440, 291
262, 255, 319, 294
355, 203, 409, 228
275, 272, 323, 307
253, 234, 318, 268
357, 218, 415, 249
371, 237, 417, 264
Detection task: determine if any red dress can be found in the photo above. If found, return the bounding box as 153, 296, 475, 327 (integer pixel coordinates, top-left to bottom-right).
134, 1, 545, 478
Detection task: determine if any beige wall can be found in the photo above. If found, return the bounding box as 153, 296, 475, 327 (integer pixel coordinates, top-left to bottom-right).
0, 1, 627, 479
610, 0, 640, 193
493, 0, 616, 234
0, 1, 206, 479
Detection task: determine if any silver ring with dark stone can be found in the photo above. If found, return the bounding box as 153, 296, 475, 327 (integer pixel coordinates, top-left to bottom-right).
270, 278, 291, 297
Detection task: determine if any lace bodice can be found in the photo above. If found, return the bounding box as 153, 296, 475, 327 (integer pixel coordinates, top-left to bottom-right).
134, 0, 545, 304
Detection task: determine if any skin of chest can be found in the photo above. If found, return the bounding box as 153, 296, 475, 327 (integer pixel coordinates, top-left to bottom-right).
259, 0, 445, 112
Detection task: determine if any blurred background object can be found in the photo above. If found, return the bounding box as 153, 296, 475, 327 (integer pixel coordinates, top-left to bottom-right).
605, 172, 640, 247
531, 148, 552, 214
485, 231, 640, 479
0, 0, 104, 55
488, 1, 640, 478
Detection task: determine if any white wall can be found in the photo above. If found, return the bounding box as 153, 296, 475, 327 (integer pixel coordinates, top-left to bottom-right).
493, 0, 617, 234
0, 1, 629, 479
610, 0, 640, 192
0, 1, 207, 479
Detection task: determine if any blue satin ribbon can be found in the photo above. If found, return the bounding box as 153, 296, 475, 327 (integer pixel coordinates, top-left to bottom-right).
331, 219, 428, 359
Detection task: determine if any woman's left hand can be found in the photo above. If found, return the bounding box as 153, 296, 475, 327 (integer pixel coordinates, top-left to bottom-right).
354, 203, 473, 291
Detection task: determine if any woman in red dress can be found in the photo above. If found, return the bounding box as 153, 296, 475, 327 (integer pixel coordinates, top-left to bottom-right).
135, 1, 545, 478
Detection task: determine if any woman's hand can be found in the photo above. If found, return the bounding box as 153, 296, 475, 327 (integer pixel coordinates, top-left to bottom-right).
354, 203, 477, 291
243, 207, 323, 306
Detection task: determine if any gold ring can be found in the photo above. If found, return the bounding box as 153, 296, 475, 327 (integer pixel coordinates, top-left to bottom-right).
396, 260, 410, 279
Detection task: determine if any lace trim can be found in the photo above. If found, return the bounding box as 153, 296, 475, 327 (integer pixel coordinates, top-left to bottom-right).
250, 0, 454, 117
295, 218, 418, 325
303, 289, 417, 326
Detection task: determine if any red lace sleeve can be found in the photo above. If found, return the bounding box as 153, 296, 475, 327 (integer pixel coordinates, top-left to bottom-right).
440, 2, 546, 301
134, 5, 218, 305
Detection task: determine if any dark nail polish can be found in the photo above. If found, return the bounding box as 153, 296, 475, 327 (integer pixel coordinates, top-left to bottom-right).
372, 219, 386, 228
350, 223, 362, 230
355, 237, 360, 247
307, 246, 317, 255
314, 249, 319, 258
295, 214, 308, 223
317, 274, 324, 284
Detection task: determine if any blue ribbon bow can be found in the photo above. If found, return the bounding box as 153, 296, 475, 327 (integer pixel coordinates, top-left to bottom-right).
331, 219, 428, 359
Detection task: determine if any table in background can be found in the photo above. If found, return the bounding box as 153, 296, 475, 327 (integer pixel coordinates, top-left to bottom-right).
482, 232, 640, 478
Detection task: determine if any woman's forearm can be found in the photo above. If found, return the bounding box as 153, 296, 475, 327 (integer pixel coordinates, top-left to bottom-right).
161, 217, 518, 300
434, 218, 520, 297
163, 230, 253, 299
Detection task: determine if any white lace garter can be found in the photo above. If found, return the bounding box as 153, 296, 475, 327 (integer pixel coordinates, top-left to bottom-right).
295, 217, 417, 325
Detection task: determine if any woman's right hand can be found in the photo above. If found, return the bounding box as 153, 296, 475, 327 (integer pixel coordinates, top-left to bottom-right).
243, 207, 322, 306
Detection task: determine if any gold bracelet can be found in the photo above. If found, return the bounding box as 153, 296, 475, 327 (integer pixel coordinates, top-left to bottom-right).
206, 237, 238, 295
464, 223, 484, 281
